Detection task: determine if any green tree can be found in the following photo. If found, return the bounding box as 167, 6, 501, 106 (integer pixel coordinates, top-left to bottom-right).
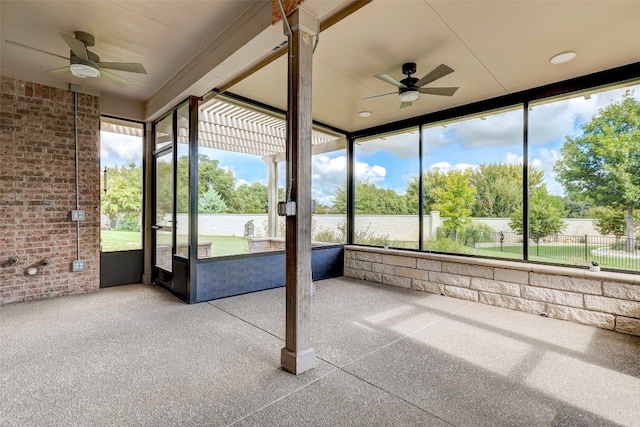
432, 169, 476, 233
588, 205, 640, 238
509, 187, 566, 239
471, 164, 544, 217
562, 194, 593, 218
554, 90, 640, 251
197, 154, 237, 208
102, 162, 142, 228
405, 169, 448, 215
229, 182, 269, 213
332, 179, 408, 214
199, 184, 228, 213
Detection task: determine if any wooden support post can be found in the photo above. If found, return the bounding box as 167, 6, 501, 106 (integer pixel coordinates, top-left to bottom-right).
280, 6, 317, 375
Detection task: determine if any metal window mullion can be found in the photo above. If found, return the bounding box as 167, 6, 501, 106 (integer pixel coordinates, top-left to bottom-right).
523, 102, 529, 261
188, 96, 199, 303
347, 134, 355, 244
418, 124, 424, 251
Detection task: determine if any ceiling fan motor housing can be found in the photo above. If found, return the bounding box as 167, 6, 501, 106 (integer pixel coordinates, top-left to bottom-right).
74, 31, 95, 47
402, 62, 417, 76
399, 77, 419, 92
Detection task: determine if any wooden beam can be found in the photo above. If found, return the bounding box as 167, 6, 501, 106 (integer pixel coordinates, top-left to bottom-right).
280, 7, 317, 375
272, 0, 304, 24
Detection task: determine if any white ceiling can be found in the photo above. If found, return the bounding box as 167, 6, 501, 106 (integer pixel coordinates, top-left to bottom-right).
2, 1, 640, 132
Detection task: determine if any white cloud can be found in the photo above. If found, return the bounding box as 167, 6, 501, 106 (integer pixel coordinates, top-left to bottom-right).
429, 161, 452, 170
311, 154, 348, 205
529, 86, 639, 146
504, 152, 522, 164
421, 85, 640, 151
100, 131, 142, 164
428, 161, 475, 172
448, 110, 523, 149
312, 154, 347, 186
530, 147, 563, 195
356, 130, 419, 159
354, 161, 386, 184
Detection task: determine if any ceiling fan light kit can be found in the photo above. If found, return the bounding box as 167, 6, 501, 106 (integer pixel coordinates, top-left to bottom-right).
399, 89, 420, 103
70, 57, 100, 78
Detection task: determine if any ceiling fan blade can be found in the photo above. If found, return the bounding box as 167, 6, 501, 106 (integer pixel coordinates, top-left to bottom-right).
49, 66, 71, 74
399, 101, 413, 109
5, 40, 69, 61
98, 62, 147, 74
59, 33, 88, 60
419, 87, 459, 97
101, 69, 130, 87
375, 73, 406, 88
362, 91, 397, 101
416, 64, 454, 88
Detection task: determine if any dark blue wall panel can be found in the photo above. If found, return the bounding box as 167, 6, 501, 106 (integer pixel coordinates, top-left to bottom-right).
100, 250, 143, 288
195, 245, 343, 302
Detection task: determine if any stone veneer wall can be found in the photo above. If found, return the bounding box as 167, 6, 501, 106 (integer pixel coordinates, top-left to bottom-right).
344, 246, 640, 336
0, 76, 101, 303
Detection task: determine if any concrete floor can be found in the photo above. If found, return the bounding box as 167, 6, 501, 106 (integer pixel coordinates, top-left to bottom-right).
1, 277, 639, 427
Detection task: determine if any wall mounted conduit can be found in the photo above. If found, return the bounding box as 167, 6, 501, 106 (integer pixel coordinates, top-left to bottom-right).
73, 90, 81, 261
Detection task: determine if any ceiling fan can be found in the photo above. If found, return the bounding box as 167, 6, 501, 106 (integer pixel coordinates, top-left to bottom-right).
363, 62, 459, 109
6, 31, 146, 87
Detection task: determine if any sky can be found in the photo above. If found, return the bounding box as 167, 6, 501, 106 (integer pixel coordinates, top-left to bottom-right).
100, 84, 639, 207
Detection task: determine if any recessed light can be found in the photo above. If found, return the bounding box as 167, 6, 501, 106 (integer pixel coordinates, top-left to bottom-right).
550, 51, 576, 65
358, 111, 372, 118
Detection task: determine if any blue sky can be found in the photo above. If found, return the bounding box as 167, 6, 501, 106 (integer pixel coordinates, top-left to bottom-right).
101, 84, 639, 206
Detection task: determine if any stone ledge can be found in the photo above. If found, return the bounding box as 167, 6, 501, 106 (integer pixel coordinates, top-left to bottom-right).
344, 246, 639, 285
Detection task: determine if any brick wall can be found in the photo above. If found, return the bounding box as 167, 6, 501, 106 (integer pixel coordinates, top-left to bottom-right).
344, 246, 640, 336
0, 76, 100, 303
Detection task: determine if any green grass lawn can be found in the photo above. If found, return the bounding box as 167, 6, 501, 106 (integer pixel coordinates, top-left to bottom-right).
478, 244, 639, 271
101, 230, 248, 257
101, 230, 143, 252
102, 231, 639, 271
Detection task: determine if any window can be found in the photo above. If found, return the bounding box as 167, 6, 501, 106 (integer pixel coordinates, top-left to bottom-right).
312, 146, 347, 244
100, 118, 143, 252
421, 107, 523, 258
354, 128, 420, 249
528, 83, 640, 270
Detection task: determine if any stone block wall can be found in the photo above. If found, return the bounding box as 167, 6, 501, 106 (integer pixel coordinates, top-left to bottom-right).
344, 246, 640, 336
0, 76, 101, 303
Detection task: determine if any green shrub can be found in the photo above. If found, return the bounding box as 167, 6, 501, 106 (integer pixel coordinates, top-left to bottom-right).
313, 227, 342, 243
424, 238, 471, 253
117, 213, 140, 232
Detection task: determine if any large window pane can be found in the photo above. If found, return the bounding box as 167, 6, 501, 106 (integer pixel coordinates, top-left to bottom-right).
175, 105, 191, 257
422, 107, 523, 258
197, 147, 267, 257
354, 127, 419, 249
100, 118, 143, 252
529, 83, 640, 271
312, 147, 347, 244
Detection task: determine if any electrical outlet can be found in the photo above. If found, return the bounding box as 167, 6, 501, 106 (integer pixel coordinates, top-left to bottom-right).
277, 201, 296, 216
71, 210, 86, 221
71, 260, 86, 272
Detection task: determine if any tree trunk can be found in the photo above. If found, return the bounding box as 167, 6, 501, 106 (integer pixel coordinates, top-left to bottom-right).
625, 205, 635, 252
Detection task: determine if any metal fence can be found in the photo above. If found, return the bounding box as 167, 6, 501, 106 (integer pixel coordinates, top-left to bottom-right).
457, 230, 640, 271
